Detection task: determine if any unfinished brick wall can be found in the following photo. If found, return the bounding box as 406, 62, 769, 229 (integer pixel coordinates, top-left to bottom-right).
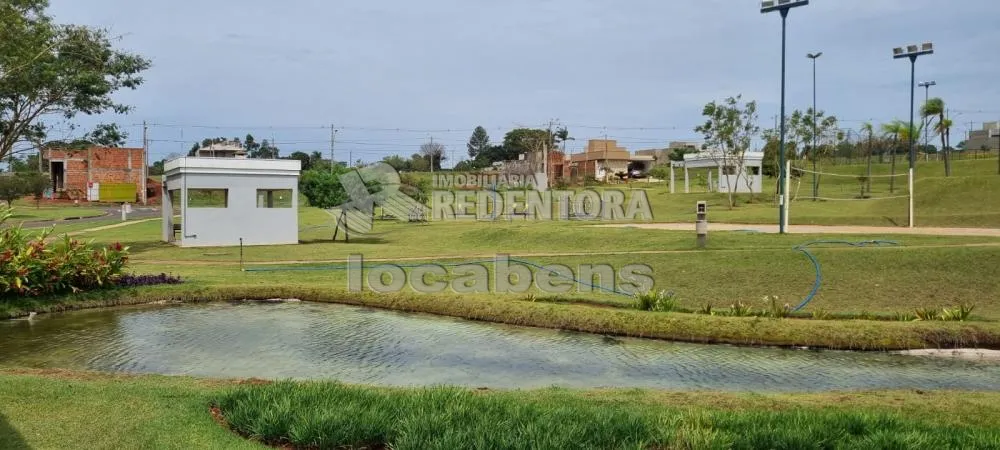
44, 147, 146, 200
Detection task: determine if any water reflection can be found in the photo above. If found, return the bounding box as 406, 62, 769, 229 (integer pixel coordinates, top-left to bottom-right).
1, 302, 998, 391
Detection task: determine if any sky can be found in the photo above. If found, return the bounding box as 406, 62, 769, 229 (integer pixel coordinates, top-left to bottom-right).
45, 0, 1000, 166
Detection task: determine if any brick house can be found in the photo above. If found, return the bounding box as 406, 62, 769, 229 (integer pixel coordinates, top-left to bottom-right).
43, 147, 147, 202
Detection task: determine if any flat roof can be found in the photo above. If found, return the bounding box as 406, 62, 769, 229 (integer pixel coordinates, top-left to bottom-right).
164, 157, 301, 176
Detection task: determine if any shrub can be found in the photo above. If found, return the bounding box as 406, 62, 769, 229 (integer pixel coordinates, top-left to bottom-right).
762, 295, 791, 318
729, 300, 753, 317
698, 303, 713, 315
117, 273, 183, 287
632, 289, 677, 312
811, 309, 831, 320
913, 307, 939, 321
940, 304, 975, 322
0, 207, 129, 298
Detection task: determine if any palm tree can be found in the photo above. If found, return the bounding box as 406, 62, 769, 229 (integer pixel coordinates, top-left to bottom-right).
921, 98, 951, 176
861, 122, 875, 194
880, 121, 903, 193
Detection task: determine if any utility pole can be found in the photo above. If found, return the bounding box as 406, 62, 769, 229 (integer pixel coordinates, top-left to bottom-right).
142, 121, 149, 205
429, 136, 434, 173
329, 125, 337, 174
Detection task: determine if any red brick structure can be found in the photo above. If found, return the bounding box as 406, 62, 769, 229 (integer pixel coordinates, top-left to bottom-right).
43, 147, 147, 202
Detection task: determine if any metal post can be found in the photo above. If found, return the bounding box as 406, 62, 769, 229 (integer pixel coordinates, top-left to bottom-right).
784, 160, 791, 231
907, 56, 916, 228
908, 168, 914, 228
811, 55, 817, 201
778, 10, 788, 233
908, 56, 917, 171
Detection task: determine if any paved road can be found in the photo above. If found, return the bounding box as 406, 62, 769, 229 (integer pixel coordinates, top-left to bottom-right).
592, 222, 1000, 237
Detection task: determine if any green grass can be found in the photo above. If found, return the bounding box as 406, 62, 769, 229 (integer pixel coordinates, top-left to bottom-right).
216, 381, 1000, 449
3, 370, 1000, 450
3, 202, 105, 223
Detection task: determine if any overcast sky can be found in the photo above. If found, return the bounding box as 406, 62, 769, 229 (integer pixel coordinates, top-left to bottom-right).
48, 0, 1000, 165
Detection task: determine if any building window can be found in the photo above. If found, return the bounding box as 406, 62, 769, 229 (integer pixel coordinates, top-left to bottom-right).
722, 166, 737, 175
257, 189, 293, 208
168, 189, 182, 214
188, 189, 228, 208
747, 166, 761, 175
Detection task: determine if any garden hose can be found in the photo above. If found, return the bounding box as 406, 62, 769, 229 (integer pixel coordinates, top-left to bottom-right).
790, 240, 899, 312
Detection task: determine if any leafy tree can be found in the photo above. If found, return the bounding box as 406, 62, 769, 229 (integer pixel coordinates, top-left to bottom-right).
85, 123, 128, 147
244, 134, 260, 156
287, 151, 312, 170
382, 154, 410, 171
408, 153, 430, 172
467, 126, 490, 159
694, 95, 760, 207
0, 175, 25, 205
0, 0, 151, 162
419, 140, 445, 172
298, 166, 352, 209
503, 128, 551, 172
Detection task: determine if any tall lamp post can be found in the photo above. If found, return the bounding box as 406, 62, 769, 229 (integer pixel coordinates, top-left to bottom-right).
762, 0, 809, 234
807, 51, 822, 201
918, 80, 936, 156
893, 42, 933, 228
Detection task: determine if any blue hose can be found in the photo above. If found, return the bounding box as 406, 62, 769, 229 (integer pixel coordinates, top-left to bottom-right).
790, 240, 899, 312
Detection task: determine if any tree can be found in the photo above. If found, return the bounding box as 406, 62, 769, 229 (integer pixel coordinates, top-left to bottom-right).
286, 151, 312, 171
299, 167, 351, 209
408, 153, 430, 172
921, 98, 952, 176
467, 126, 490, 159
244, 134, 260, 156
0, 175, 25, 205
0, 1, 151, 163
251, 139, 279, 159
694, 95, 760, 208
382, 154, 410, 171
85, 123, 128, 147
419, 140, 445, 172
502, 128, 551, 173
861, 122, 875, 195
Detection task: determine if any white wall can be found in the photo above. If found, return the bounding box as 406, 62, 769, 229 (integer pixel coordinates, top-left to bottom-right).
168, 172, 299, 247
718, 168, 763, 193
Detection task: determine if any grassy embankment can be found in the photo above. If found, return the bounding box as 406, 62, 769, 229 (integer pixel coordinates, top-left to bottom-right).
2, 369, 1000, 449
3, 205, 999, 350
431, 157, 999, 227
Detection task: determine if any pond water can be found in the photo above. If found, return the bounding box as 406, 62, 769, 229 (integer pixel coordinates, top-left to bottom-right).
2, 302, 998, 391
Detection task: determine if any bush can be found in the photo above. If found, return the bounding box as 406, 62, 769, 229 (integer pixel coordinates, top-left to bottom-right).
117, 273, 182, 287
632, 289, 677, 312
0, 207, 129, 298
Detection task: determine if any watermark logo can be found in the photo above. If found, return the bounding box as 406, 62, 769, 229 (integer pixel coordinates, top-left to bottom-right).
347, 254, 654, 295
335, 163, 653, 236
335, 162, 429, 235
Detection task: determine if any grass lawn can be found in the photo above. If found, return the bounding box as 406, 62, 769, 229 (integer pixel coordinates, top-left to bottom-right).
3, 202, 105, 223
2, 369, 1000, 449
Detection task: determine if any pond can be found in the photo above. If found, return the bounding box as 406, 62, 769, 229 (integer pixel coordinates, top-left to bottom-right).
2, 302, 998, 391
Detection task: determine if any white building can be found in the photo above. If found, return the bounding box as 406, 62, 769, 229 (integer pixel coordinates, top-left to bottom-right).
670, 151, 764, 194
161, 157, 301, 247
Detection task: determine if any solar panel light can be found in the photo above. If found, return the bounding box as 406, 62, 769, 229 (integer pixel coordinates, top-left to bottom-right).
893, 42, 934, 59
761, 0, 808, 13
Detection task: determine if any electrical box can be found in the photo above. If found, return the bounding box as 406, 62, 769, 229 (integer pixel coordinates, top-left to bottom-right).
695, 201, 708, 248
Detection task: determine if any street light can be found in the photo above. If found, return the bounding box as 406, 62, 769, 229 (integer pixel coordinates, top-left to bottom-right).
918, 80, 936, 154
807, 51, 822, 201
762, 0, 809, 234
893, 42, 933, 228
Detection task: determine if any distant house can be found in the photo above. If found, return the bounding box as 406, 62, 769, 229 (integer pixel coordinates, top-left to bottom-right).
196, 141, 247, 158
568, 139, 632, 181
635, 141, 701, 163
43, 146, 147, 203
966, 121, 1000, 151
